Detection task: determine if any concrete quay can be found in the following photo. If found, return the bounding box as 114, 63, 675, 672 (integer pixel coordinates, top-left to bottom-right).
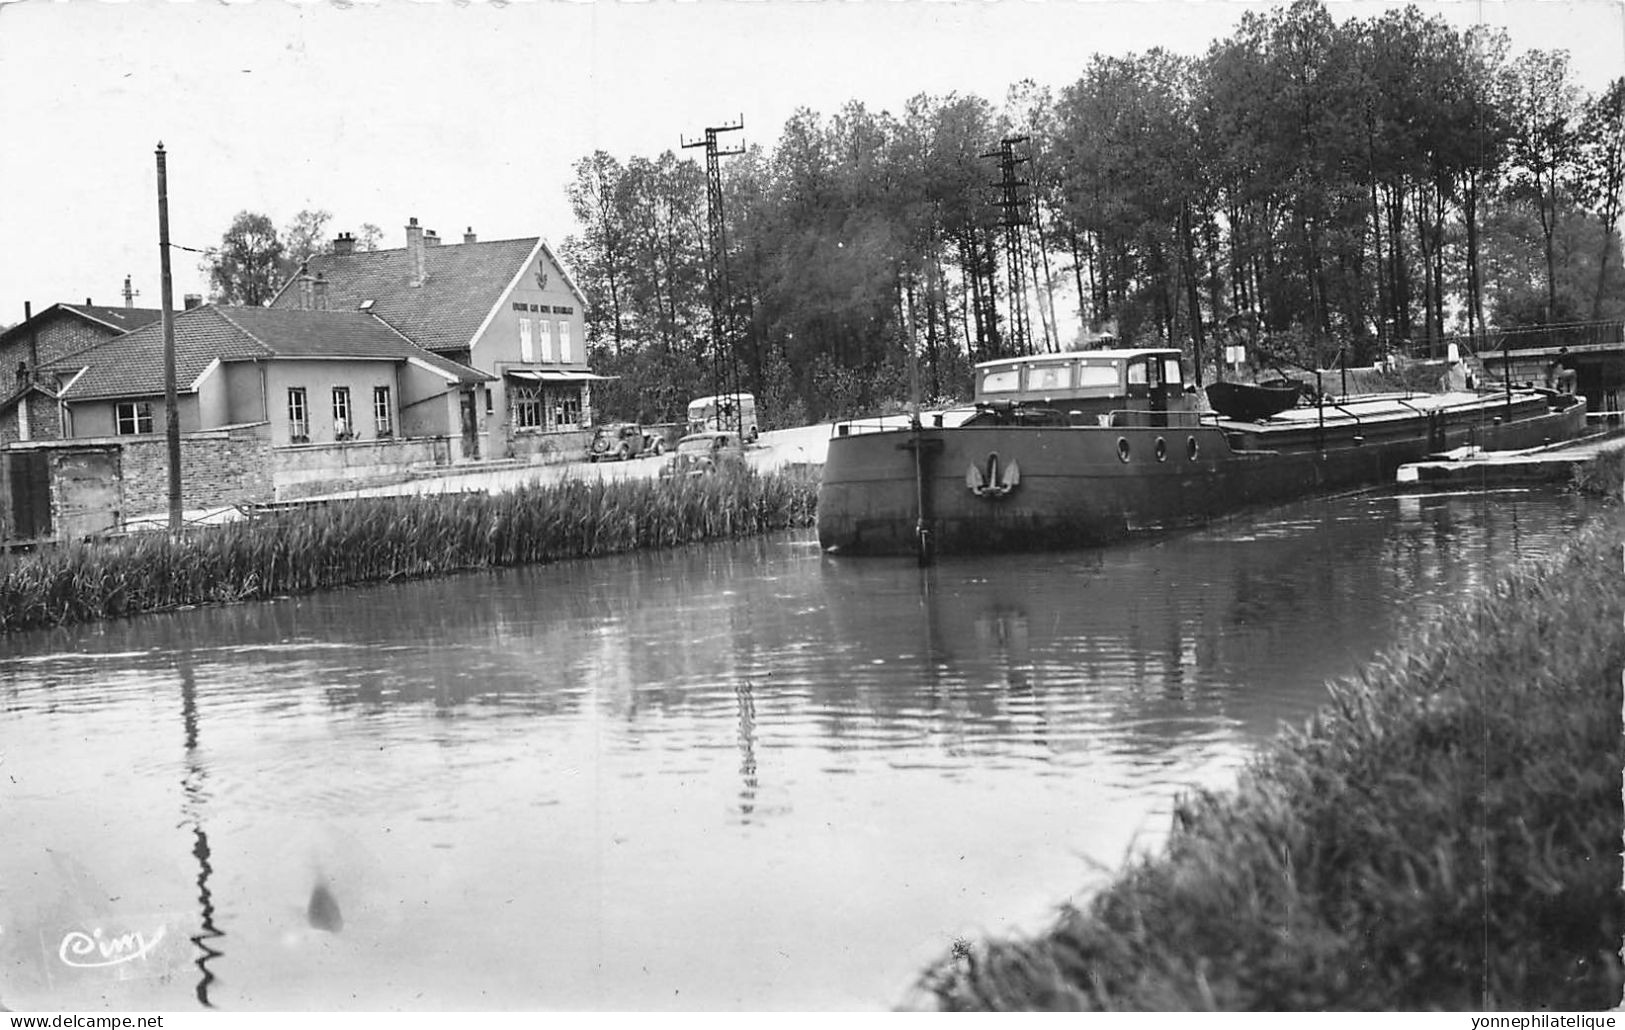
1396, 423, 1625, 488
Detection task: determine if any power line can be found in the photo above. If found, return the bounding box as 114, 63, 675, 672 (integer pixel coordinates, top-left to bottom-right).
982, 135, 1035, 357
682, 117, 747, 436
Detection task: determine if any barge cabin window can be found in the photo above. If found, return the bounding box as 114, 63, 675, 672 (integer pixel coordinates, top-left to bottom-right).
981, 368, 1021, 394
974, 349, 1184, 407
1024, 362, 1072, 392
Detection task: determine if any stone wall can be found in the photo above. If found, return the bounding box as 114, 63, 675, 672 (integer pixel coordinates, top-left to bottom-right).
2, 424, 273, 541
110, 423, 275, 517
505, 426, 590, 465
273, 435, 454, 499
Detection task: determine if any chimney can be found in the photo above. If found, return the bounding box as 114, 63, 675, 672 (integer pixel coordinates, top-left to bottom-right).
333, 231, 355, 257
463, 227, 477, 245
183, 294, 203, 310
122, 274, 138, 309
406, 217, 426, 287
424, 228, 442, 247
298, 263, 315, 310
314, 272, 329, 310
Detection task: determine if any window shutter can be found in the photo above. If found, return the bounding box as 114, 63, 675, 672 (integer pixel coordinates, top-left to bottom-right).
539, 319, 556, 363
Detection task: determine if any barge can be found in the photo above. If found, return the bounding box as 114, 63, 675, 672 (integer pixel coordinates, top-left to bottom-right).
816, 348, 1588, 558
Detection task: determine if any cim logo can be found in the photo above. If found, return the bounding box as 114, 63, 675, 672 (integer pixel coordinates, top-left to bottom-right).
57, 924, 167, 969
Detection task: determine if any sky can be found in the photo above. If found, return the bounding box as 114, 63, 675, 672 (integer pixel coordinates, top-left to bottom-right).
0, 0, 1621, 325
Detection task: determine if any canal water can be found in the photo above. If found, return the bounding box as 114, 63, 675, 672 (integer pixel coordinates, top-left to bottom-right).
0, 487, 1601, 1011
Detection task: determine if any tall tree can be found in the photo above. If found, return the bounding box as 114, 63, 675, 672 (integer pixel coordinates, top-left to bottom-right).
1505, 49, 1582, 321
563, 152, 634, 357
626, 151, 708, 357
1572, 78, 1625, 318
281, 208, 333, 276
203, 211, 284, 306
1456, 26, 1516, 340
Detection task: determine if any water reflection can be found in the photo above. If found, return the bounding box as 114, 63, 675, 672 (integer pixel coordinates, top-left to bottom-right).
0, 488, 1603, 1009
178, 657, 223, 1008
735, 679, 759, 822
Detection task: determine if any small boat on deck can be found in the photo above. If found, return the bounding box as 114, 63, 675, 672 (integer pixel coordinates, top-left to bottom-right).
1205, 379, 1305, 421
816, 347, 1588, 558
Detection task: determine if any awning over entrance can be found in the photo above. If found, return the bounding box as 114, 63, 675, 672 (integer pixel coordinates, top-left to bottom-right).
505, 369, 616, 383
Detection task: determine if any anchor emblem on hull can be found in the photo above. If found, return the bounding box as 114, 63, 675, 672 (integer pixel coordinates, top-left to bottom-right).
966, 452, 1020, 498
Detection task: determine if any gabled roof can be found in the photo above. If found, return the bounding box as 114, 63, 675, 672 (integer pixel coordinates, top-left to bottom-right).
0, 379, 59, 417
0, 303, 165, 351
53, 305, 490, 402
62, 303, 168, 334
269, 236, 580, 354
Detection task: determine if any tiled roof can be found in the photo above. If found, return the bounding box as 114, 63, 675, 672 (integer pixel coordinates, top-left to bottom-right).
270, 237, 544, 354
53, 306, 243, 400
61, 304, 167, 334
55, 305, 488, 401
0, 303, 164, 350
218, 307, 490, 383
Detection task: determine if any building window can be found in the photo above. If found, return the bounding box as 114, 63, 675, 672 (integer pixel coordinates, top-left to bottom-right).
519, 317, 534, 362
559, 320, 573, 363
115, 401, 154, 435
333, 386, 353, 440
538, 319, 555, 362
374, 386, 393, 438
512, 385, 543, 429
554, 390, 582, 429
288, 388, 309, 442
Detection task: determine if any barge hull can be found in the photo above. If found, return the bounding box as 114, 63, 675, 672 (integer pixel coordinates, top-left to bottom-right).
816, 395, 1586, 557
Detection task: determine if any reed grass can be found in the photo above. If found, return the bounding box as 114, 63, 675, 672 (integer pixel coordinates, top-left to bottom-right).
1571, 448, 1625, 499
921, 508, 1625, 1011
0, 465, 819, 632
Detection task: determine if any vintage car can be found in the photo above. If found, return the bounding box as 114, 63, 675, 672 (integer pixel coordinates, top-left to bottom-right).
658, 430, 747, 478
588, 422, 665, 462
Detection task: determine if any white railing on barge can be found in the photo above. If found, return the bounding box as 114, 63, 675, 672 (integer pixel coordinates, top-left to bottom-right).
831, 409, 979, 437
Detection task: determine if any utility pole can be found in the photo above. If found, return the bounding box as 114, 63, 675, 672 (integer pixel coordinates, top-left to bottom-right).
682, 118, 746, 437
156, 142, 182, 532
984, 135, 1035, 357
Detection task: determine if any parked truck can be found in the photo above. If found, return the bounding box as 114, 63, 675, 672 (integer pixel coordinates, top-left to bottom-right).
686, 393, 758, 443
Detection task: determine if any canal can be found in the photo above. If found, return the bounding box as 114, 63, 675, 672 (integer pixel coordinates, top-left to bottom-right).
0, 486, 1600, 1010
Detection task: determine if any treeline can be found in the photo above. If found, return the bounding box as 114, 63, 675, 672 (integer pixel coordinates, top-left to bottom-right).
563, 0, 1625, 426
203, 209, 384, 307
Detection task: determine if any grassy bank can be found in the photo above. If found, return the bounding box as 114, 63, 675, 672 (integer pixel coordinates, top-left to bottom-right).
923, 506, 1625, 1010
1573, 447, 1625, 498
0, 466, 819, 632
